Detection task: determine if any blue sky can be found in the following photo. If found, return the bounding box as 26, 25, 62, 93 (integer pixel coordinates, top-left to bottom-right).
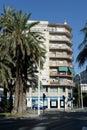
0, 0, 87, 74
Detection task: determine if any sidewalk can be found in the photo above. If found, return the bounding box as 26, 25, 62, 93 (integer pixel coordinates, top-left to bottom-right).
0, 108, 87, 120
0, 110, 39, 120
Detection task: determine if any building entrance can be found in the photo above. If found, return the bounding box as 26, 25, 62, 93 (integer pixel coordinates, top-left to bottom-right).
50, 100, 58, 108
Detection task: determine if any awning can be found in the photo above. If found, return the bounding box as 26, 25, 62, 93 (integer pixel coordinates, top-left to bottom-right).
32, 97, 48, 100
69, 68, 75, 74
59, 66, 68, 72
50, 97, 58, 100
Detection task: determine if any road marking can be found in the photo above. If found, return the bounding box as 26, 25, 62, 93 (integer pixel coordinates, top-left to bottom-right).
82, 127, 87, 130
31, 126, 46, 130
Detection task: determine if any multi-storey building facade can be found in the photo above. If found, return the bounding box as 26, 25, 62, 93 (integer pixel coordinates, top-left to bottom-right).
26, 20, 75, 110
74, 69, 87, 93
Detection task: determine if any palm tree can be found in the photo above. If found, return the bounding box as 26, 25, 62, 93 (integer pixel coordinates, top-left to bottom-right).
0, 34, 14, 112
0, 7, 46, 113
0, 41, 11, 86
76, 22, 87, 67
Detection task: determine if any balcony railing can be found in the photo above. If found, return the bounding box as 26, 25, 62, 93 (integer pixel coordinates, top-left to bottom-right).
50, 80, 75, 87
49, 45, 73, 52
50, 72, 73, 77
50, 81, 60, 84
49, 54, 73, 61
49, 62, 74, 68
49, 37, 72, 45
49, 31, 72, 38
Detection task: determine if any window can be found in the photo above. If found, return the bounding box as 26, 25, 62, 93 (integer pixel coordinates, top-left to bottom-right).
32, 87, 38, 92
52, 52, 56, 55
60, 87, 65, 92
27, 87, 29, 92
50, 87, 57, 92
42, 78, 46, 82
41, 86, 48, 92
63, 87, 65, 92
59, 61, 63, 64
59, 44, 62, 47
59, 78, 64, 82
68, 93, 71, 98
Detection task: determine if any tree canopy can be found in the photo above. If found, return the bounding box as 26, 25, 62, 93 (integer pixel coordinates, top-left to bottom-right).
76, 22, 87, 67
0, 6, 46, 113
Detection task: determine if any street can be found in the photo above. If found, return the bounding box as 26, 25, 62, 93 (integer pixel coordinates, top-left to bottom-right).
0, 111, 87, 130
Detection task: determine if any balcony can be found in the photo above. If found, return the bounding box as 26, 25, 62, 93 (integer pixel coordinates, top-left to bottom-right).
49, 45, 73, 53
49, 62, 74, 67
49, 62, 57, 67
50, 80, 75, 87
59, 81, 75, 87
48, 25, 71, 35
50, 81, 60, 85
49, 36, 72, 45
49, 31, 72, 38
50, 72, 73, 78
49, 53, 73, 61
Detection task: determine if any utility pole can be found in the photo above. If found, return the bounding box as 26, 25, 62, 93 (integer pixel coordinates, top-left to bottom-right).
80, 84, 83, 109
79, 74, 83, 109
38, 60, 40, 116
78, 84, 81, 108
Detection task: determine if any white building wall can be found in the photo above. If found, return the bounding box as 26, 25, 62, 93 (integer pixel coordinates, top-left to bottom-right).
26, 20, 74, 110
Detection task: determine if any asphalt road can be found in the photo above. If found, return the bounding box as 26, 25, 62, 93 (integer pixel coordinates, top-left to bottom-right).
0, 111, 87, 130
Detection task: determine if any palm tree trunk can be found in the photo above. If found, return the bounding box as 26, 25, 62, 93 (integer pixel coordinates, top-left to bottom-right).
13, 73, 24, 113
3, 84, 8, 112
9, 88, 13, 113
13, 45, 24, 113
22, 87, 26, 111
17, 76, 23, 113
22, 51, 27, 112
13, 73, 20, 113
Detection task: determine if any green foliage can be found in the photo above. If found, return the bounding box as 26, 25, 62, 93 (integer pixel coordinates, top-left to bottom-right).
0, 6, 46, 113
73, 83, 80, 107
76, 22, 87, 67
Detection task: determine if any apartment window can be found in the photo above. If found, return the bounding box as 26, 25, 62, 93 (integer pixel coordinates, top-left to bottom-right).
27, 87, 29, 92
59, 61, 63, 64
68, 93, 71, 98
59, 44, 62, 47
42, 78, 46, 82
32, 87, 38, 93
52, 52, 56, 56
41, 86, 48, 92
41, 88, 45, 92
59, 78, 64, 82
56, 28, 65, 32
52, 51, 56, 54
60, 87, 65, 92
43, 58, 46, 63
48, 27, 52, 31
50, 87, 57, 92
51, 69, 57, 72
50, 60, 57, 66
63, 87, 65, 92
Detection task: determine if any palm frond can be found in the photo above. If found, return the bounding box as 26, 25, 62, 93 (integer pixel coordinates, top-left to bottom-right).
76, 45, 87, 67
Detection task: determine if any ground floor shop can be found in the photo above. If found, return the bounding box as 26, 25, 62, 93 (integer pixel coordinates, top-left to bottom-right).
26, 96, 72, 110
26, 86, 73, 110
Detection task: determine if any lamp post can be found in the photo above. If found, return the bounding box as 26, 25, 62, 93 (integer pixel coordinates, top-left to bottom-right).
79, 74, 83, 109
81, 84, 83, 109
38, 60, 40, 116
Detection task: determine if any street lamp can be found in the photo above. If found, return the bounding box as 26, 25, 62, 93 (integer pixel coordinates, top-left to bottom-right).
81, 84, 83, 109
38, 60, 40, 116
79, 74, 83, 109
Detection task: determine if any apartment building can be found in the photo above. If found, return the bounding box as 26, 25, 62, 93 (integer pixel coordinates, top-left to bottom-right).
74, 69, 87, 93
26, 20, 75, 110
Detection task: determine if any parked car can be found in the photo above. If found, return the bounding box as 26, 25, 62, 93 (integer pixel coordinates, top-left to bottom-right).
32, 104, 46, 110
